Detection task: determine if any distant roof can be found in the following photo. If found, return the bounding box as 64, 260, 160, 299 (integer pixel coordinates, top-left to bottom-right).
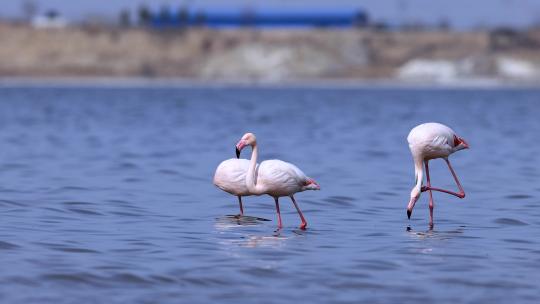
151, 10, 368, 28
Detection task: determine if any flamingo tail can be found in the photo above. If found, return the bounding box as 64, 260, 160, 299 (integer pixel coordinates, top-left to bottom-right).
303, 178, 321, 191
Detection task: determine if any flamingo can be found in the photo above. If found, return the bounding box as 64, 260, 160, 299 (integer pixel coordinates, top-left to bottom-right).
213, 157, 253, 216
406, 122, 469, 227
235, 133, 320, 230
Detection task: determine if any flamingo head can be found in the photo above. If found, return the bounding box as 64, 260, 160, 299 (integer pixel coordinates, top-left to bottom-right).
235, 132, 257, 158
407, 186, 421, 219
453, 135, 469, 152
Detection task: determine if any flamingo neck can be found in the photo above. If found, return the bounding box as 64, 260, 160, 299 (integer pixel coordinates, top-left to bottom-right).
246, 143, 265, 195
413, 157, 424, 193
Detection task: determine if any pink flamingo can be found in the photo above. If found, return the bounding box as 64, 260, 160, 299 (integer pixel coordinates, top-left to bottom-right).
213, 157, 254, 216
407, 122, 469, 227
235, 133, 320, 230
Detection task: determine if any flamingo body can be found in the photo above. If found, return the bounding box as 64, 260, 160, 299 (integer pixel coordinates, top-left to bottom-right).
256, 160, 318, 197
213, 158, 252, 196
408, 122, 460, 160
214, 158, 258, 215
406, 122, 469, 227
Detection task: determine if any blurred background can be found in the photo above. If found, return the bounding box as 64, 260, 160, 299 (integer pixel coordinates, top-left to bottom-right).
1, 0, 540, 84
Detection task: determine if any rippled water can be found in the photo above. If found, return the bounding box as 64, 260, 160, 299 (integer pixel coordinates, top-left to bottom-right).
0, 84, 539, 303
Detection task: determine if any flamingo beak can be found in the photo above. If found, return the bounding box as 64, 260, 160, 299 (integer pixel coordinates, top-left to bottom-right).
235, 140, 246, 158
407, 196, 418, 219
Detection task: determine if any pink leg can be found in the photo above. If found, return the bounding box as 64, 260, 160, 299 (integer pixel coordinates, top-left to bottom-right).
237, 196, 244, 216
425, 161, 435, 227
274, 197, 283, 229
422, 158, 466, 199
290, 196, 307, 230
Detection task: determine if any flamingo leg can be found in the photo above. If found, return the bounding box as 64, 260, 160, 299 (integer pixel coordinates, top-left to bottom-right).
274, 197, 283, 229
237, 196, 244, 216
290, 195, 307, 230
425, 161, 435, 227
422, 158, 466, 199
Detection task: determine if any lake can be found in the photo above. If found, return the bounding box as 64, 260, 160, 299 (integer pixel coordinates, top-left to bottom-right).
0, 83, 539, 303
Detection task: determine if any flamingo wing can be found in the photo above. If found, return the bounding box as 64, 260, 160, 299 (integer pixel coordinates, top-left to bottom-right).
408, 122, 456, 158
257, 160, 308, 196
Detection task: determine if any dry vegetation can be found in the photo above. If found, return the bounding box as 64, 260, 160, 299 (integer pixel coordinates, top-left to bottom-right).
1, 23, 539, 81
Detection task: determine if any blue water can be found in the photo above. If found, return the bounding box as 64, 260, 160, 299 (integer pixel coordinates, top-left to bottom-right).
0, 84, 539, 303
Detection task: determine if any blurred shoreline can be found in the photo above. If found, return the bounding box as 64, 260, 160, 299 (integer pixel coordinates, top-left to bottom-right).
2, 76, 539, 89
2, 23, 540, 85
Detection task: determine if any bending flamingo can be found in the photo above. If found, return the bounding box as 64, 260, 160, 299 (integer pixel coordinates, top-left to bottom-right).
407, 122, 469, 227
213, 156, 254, 216
235, 133, 320, 230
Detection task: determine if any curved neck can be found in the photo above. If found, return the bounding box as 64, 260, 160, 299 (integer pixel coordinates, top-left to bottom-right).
246, 143, 265, 195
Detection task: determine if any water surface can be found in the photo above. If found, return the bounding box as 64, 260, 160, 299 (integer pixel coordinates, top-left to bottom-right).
0, 84, 539, 303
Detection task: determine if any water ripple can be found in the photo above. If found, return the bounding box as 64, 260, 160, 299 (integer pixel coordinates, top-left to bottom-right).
0, 241, 20, 250
0, 86, 539, 304
494, 218, 529, 226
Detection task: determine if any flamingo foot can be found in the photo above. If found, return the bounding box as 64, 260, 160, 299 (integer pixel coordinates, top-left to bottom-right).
299, 222, 307, 230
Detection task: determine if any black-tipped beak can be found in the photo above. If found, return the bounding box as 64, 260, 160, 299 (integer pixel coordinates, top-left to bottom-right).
407, 209, 412, 219
235, 147, 240, 159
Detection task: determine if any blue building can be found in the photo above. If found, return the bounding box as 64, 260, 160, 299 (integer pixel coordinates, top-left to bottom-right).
149, 9, 369, 28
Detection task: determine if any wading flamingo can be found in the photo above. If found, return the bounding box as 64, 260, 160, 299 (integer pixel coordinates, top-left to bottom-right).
235, 133, 320, 230
213, 157, 253, 216
407, 122, 469, 227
